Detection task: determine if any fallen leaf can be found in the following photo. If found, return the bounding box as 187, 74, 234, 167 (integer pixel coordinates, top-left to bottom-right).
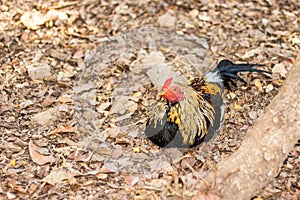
26, 64, 52, 80
158, 11, 175, 28
74, 150, 93, 162
248, 111, 258, 120
254, 79, 263, 92
0, 104, 13, 113
131, 177, 140, 186
43, 167, 75, 185
5, 142, 22, 152
99, 162, 118, 173
110, 96, 137, 115
96, 173, 108, 180
42, 97, 56, 107
148, 156, 173, 172
234, 103, 242, 110
198, 13, 211, 21
29, 140, 55, 165
105, 127, 121, 138
265, 84, 274, 93
189, 9, 199, 18
58, 95, 73, 103
192, 190, 221, 200
6, 192, 16, 200
20, 10, 45, 30
20, 100, 33, 109
9, 160, 16, 167
14, 185, 27, 195
272, 63, 287, 77
242, 48, 261, 59
49, 126, 74, 135
20, 10, 68, 30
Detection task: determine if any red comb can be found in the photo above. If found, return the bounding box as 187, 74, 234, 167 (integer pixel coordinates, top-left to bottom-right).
162, 78, 173, 90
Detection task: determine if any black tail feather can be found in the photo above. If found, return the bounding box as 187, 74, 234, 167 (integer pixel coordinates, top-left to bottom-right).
215, 59, 271, 89
222, 72, 247, 84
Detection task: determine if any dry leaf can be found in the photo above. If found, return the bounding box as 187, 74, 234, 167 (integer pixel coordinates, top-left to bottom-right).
20, 10, 68, 30
254, 79, 263, 92
249, 111, 258, 120
189, 9, 199, 18
242, 48, 261, 59
42, 97, 56, 107
99, 163, 118, 173
234, 103, 242, 110
50, 126, 74, 135
74, 150, 93, 162
192, 190, 221, 200
149, 157, 173, 172
58, 95, 73, 103
20, 10, 45, 30
29, 140, 55, 165
6, 192, 16, 200
110, 96, 137, 115
5, 142, 22, 152
31, 108, 59, 126
26, 64, 52, 80
272, 63, 287, 77
43, 167, 75, 185
198, 13, 211, 21
158, 11, 175, 28
265, 84, 274, 93
14, 185, 27, 195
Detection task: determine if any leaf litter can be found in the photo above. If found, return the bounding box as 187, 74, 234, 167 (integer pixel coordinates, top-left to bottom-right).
0, 0, 299, 199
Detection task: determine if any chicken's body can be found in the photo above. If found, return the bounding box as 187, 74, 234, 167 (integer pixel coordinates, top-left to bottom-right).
145, 59, 271, 148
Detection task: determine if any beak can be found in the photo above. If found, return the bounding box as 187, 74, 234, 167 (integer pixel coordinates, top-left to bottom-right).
159, 90, 166, 96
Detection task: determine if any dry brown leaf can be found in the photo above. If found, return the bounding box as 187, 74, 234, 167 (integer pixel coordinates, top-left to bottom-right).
43, 167, 75, 186
158, 11, 175, 28
14, 185, 27, 195
42, 97, 56, 107
31, 108, 59, 126
0, 104, 13, 113
20, 10, 68, 30
110, 95, 137, 115
272, 63, 287, 77
28, 140, 55, 165
58, 95, 73, 103
50, 126, 75, 135
192, 190, 221, 200
26, 64, 52, 80
74, 150, 93, 162
265, 84, 274, 93
248, 111, 258, 120
20, 10, 45, 30
6, 192, 16, 200
5, 142, 22, 152
242, 47, 262, 59
148, 157, 173, 172
99, 163, 118, 173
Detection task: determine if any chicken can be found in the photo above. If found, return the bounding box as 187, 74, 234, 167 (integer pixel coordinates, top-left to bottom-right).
145, 59, 271, 148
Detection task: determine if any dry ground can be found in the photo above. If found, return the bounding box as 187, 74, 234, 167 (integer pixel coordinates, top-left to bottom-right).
0, 0, 299, 199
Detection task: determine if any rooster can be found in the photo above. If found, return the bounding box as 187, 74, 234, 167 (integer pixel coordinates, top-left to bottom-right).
145, 59, 271, 148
